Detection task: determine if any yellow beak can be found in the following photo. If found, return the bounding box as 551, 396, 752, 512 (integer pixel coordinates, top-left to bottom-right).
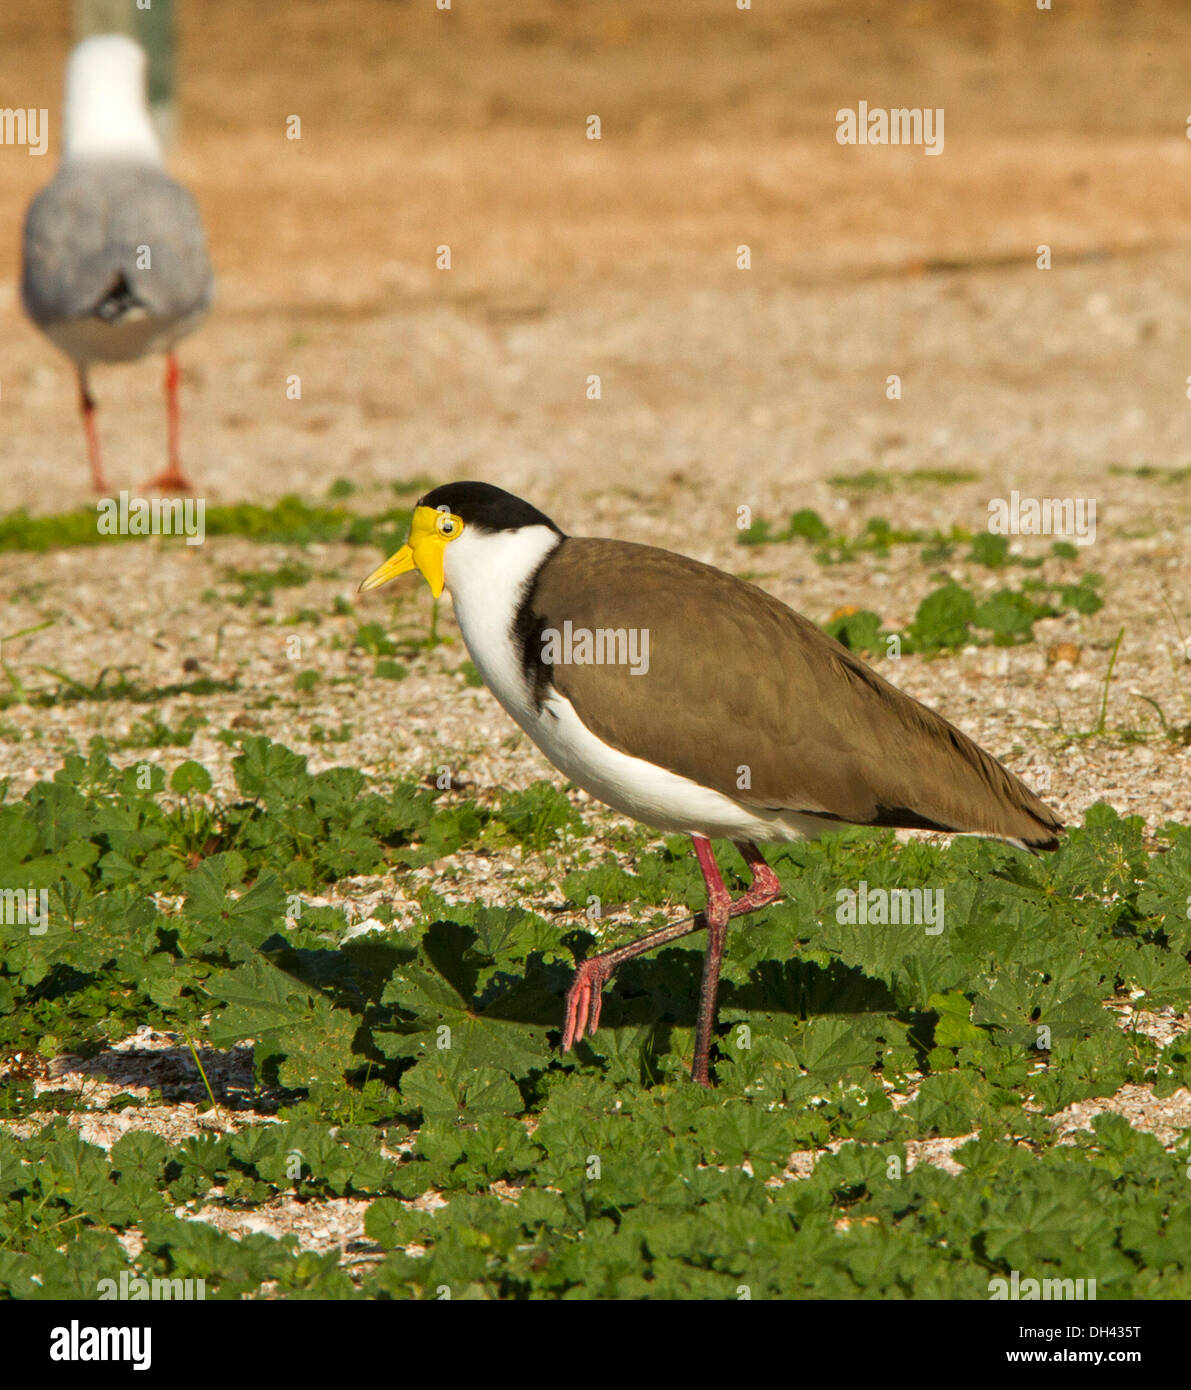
358, 506, 446, 598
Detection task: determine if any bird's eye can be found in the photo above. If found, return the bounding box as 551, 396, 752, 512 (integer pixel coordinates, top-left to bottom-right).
436, 513, 460, 538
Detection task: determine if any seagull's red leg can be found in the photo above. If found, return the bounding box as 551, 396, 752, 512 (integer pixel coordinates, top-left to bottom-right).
561, 834, 784, 1087
145, 353, 193, 492
78, 368, 109, 493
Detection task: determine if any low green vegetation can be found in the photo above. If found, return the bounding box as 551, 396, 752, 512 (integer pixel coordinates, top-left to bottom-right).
0, 664, 238, 713
826, 575, 1104, 655
1, 737, 1188, 1298
736, 509, 1104, 652
221, 561, 315, 608
0, 496, 413, 555
828, 467, 982, 492
1108, 464, 1191, 484
738, 508, 1084, 569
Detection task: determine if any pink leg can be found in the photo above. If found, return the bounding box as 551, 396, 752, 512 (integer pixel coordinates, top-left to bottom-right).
689, 838, 783, 1085
145, 353, 193, 492
690, 836, 731, 1087
561, 835, 784, 1086
78, 368, 109, 493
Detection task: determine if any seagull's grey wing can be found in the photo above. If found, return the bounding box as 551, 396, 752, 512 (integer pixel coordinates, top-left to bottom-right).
21, 162, 213, 327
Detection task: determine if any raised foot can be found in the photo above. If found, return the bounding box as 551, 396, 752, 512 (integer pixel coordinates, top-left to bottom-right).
728, 877, 783, 919
561, 957, 616, 1052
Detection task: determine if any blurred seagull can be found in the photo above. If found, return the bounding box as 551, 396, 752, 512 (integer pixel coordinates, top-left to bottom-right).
21, 34, 213, 492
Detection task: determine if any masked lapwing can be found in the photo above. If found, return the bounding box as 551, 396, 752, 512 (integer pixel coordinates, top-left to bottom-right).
361, 482, 1063, 1086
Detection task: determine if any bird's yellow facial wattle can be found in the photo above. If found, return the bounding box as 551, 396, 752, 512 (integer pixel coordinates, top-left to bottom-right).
358, 505, 464, 598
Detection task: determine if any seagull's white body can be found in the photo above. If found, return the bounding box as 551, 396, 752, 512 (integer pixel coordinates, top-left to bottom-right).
22, 35, 213, 365
20, 34, 213, 489
40, 306, 207, 368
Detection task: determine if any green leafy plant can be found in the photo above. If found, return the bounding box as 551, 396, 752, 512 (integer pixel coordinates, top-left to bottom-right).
1, 738, 1188, 1299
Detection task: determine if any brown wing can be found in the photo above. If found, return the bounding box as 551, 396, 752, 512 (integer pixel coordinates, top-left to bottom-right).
527, 538, 1063, 849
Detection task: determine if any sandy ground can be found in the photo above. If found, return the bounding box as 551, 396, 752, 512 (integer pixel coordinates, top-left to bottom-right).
0, 0, 1186, 811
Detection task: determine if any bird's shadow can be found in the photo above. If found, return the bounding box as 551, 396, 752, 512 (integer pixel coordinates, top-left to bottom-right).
555, 943, 897, 1041
260, 912, 897, 1084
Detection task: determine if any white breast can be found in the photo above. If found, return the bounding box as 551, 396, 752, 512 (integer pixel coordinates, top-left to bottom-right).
529, 687, 822, 843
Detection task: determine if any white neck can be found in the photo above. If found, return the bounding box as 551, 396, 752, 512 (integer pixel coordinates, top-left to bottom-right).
61, 36, 162, 165
444, 525, 563, 723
